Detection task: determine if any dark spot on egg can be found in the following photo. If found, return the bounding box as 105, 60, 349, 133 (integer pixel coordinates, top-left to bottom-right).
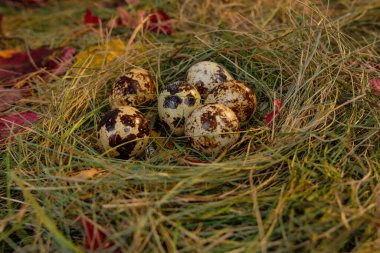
166, 82, 183, 95
117, 134, 138, 159
196, 80, 207, 95
109, 134, 122, 147
108, 133, 138, 159
114, 76, 140, 95
120, 114, 137, 128
219, 83, 231, 92
98, 108, 121, 132
220, 115, 235, 129
163, 95, 182, 109
215, 66, 228, 83
200, 110, 218, 131
199, 139, 218, 149
184, 93, 196, 106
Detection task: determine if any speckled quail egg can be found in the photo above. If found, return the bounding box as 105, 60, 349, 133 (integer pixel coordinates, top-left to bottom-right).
98, 106, 150, 159
186, 61, 234, 97
185, 104, 240, 156
110, 68, 156, 108
158, 81, 201, 136
205, 80, 257, 123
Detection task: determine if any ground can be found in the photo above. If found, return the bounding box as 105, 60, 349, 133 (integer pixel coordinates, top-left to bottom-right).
0, 0, 379, 252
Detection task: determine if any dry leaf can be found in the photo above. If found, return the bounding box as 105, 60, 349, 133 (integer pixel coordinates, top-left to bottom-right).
70, 168, 100, 180
0, 46, 76, 84
0, 88, 31, 112
74, 39, 126, 71
0, 49, 21, 58
78, 215, 115, 251
146, 10, 172, 35
0, 111, 39, 143
370, 78, 380, 96
107, 8, 146, 29
265, 98, 282, 125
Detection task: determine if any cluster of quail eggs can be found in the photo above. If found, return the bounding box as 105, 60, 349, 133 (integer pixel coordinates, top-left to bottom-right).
97, 61, 257, 159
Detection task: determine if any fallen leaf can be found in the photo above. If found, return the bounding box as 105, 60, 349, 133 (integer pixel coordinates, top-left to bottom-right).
265, 98, 282, 125
118, 7, 145, 28
0, 47, 54, 83
146, 10, 172, 35
274, 99, 282, 111
107, 8, 145, 29
74, 39, 125, 71
363, 61, 380, 72
78, 215, 114, 251
370, 78, 380, 96
84, 9, 101, 26
0, 46, 75, 84
0, 88, 31, 112
69, 168, 100, 180
0, 111, 39, 143
264, 111, 278, 125
116, 7, 134, 27
107, 17, 121, 29
46, 47, 76, 76
0, 49, 21, 58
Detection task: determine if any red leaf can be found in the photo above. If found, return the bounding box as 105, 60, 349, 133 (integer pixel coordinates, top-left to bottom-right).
274, 99, 282, 111
0, 112, 39, 143
0, 47, 54, 83
363, 61, 380, 72
265, 99, 282, 125
79, 216, 113, 251
0, 46, 75, 84
84, 9, 101, 26
0, 88, 31, 112
265, 111, 278, 125
146, 10, 172, 35
46, 47, 76, 76
370, 78, 380, 95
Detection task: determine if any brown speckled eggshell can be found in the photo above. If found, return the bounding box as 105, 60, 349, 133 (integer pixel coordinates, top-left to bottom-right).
205, 80, 257, 123
158, 81, 201, 136
110, 68, 156, 108
98, 106, 149, 159
185, 104, 240, 156
186, 61, 234, 98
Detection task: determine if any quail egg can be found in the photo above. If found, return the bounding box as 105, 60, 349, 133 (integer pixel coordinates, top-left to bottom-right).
110, 68, 156, 108
158, 81, 201, 136
205, 80, 257, 123
185, 104, 240, 156
98, 106, 149, 159
186, 61, 234, 97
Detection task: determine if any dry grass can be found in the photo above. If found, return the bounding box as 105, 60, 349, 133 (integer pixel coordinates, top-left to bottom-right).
1, 0, 380, 252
